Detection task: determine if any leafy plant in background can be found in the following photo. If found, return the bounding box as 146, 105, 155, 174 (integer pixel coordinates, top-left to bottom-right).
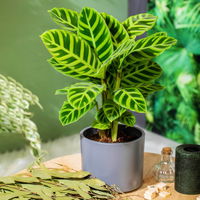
0, 74, 42, 163
41, 7, 176, 142
147, 0, 200, 144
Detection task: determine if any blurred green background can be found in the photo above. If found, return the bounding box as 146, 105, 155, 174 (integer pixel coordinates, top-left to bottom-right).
0, 0, 128, 152
146, 0, 200, 144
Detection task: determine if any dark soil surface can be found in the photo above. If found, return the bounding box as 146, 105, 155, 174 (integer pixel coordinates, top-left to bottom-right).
85, 129, 138, 143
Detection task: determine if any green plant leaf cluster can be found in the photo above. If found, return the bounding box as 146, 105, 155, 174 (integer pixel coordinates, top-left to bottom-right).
147, 0, 200, 144
0, 74, 43, 164
40, 7, 176, 141
0, 168, 115, 200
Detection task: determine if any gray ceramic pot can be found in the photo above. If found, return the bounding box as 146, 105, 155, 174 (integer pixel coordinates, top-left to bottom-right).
80, 125, 145, 192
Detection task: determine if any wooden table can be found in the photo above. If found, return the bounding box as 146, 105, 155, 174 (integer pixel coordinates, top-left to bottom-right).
29, 153, 199, 200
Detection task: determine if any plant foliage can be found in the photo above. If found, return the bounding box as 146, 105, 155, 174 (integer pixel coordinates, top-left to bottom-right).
0, 74, 42, 163
147, 0, 200, 144
41, 7, 176, 141
0, 167, 115, 200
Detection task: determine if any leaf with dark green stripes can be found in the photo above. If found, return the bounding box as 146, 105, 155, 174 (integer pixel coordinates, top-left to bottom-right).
78, 7, 113, 63
49, 58, 91, 81
101, 12, 129, 48
103, 100, 126, 122
121, 61, 162, 87
59, 101, 95, 126
137, 83, 164, 97
124, 33, 177, 65
119, 111, 136, 127
48, 8, 79, 31
123, 13, 157, 38
97, 38, 135, 76
95, 108, 110, 124
55, 87, 69, 95
40, 29, 102, 78
106, 71, 115, 90
113, 88, 147, 113
92, 120, 111, 130
68, 82, 103, 109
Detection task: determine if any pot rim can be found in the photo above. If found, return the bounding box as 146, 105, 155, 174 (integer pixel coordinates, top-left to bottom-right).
80, 125, 145, 146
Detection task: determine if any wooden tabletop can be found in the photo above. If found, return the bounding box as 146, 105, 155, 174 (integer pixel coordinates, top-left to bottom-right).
30, 153, 199, 200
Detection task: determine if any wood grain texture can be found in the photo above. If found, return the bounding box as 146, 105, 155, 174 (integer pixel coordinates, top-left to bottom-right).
19, 152, 199, 199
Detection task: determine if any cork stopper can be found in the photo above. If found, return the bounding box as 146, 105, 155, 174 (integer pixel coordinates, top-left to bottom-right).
162, 147, 172, 155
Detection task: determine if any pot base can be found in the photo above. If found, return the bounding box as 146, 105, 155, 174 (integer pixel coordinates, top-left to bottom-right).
80, 125, 145, 192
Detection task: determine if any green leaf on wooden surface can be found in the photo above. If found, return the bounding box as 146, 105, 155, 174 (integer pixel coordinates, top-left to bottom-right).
50, 170, 91, 179
121, 61, 162, 87
123, 13, 157, 38
119, 111, 136, 127
101, 12, 129, 48
0, 176, 15, 184
48, 8, 79, 31
68, 82, 103, 109
84, 178, 105, 187
31, 168, 52, 179
124, 33, 177, 64
114, 88, 147, 113
103, 100, 126, 122
91, 189, 114, 198
41, 29, 102, 78
14, 176, 39, 183
0, 168, 115, 200
78, 7, 113, 63
59, 101, 95, 126
0, 192, 18, 200
57, 180, 91, 199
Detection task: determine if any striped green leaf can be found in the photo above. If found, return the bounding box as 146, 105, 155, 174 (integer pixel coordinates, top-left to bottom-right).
92, 120, 111, 130
48, 8, 79, 31
48, 58, 91, 81
101, 12, 129, 48
78, 7, 113, 63
103, 100, 126, 122
40, 29, 102, 78
121, 61, 162, 87
124, 33, 177, 64
68, 82, 103, 109
98, 38, 135, 76
95, 108, 110, 124
59, 101, 94, 126
123, 13, 157, 38
113, 88, 147, 113
55, 87, 69, 95
119, 111, 136, 127
106, 71, 115, 90
137, 83, 164, 97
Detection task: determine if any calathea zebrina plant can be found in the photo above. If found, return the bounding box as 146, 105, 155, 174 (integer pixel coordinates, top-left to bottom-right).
40, 7, 176, 142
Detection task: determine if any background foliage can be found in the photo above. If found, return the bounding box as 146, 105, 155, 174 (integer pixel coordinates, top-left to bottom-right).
0, 74, 42, 161
147, 0, 200, 144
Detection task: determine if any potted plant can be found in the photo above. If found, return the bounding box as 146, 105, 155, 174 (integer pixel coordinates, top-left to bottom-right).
40, 7, 176, 191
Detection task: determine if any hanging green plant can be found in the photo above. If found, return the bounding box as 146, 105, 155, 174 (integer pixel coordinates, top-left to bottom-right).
0, 74, 42, 163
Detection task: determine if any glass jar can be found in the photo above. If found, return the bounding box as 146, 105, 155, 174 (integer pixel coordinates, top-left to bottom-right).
154, 147, 175, 183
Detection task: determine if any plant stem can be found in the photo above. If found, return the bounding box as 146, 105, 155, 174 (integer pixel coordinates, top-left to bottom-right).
111, 70, 122, 142
111, 120, 119, 141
